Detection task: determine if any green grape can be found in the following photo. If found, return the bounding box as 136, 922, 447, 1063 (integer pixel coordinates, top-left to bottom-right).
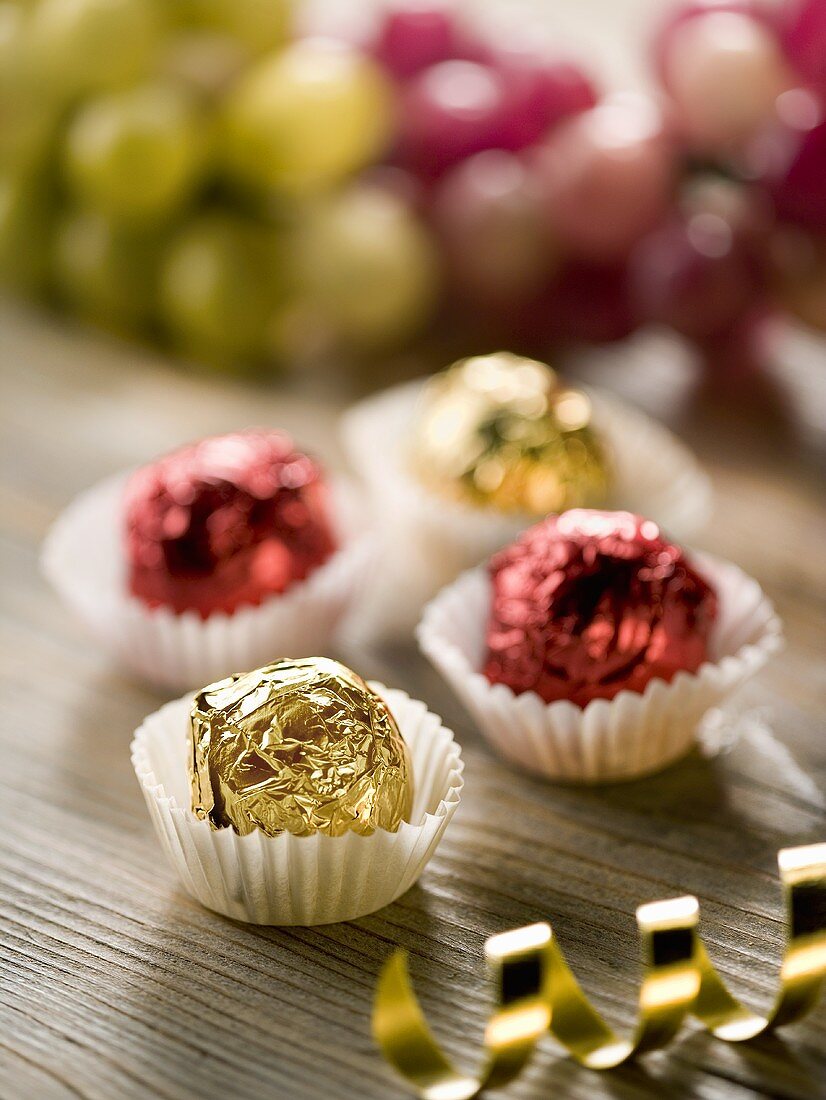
0, 2, 53, 172
63, 82, 207, 223
291, 185, 439, 351
186, 0, 291, 54
52, 207, 159, 332
0, 2, 21, 53
159, 30, 249, 102
0, 3, 29, 167
0, 4, 25, 112
28, 0, 162, 97
0, 170, 53, 293
222, 40, 394, 195
159, 213, 281, 368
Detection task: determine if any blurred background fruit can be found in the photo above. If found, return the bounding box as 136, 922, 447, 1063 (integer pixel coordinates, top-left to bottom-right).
28, 0, 163, 97
52, 207, 160, 332
221, 39, 394, 194
159, 212, 281, 368
0, 169, 54, 293
533, 93, 676, 261
283, 183, 440, 355
63, 82, 207, 222
185, 0, 291, 55
0, 2, 54, 172
781, 0, 826, 90
432, 148, 555, 305
655, 5, 793, 153
2, 0, 826, 391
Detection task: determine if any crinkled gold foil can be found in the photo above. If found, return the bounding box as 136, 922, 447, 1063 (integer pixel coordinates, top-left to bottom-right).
411, 352, 610, 515
189, 657, 413, 838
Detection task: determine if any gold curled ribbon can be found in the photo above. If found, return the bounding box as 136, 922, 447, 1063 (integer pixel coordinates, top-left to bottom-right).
372, 923, 554, 1100
373, 844, 826, 1097
541, 895, 700, 1068
373, 895, 700, 1096
692, 843, 826, 1040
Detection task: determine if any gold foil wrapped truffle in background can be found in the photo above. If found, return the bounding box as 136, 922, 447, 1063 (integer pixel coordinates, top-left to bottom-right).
410, 352, 610, 515
189, 657, 413, 838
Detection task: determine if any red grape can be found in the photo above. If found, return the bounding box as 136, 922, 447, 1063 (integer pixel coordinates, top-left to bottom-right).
628, 212, 763, 338
781, 0, 826, 88
768, 109, 826, 232
371, 3, 487, 80
654, 6, 792, 152
493, 51, 597, 148
534, 94, 676, 260
394, 59, 509, 176
652, 1, 780, 87
432, 148, 555, 303
395, 48, 597, 179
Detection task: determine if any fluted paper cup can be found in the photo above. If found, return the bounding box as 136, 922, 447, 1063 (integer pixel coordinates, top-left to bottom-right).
341, 379, 711, 640
42, 473, 373, 692
417, 553, 782, 784
131, 683, 464, 925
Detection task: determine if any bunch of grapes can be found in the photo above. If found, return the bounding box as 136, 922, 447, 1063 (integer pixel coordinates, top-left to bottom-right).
0, 0, 439, 370
367, 0, 826, 379
1, 0, 826, 381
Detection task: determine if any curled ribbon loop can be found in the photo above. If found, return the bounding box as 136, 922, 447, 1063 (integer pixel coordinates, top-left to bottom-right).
372, 923, 554, 1100
372, 896, 700, 1091
692, 843, 826, 1040
544, 895, 700, 1068
373, 845, 826, 1097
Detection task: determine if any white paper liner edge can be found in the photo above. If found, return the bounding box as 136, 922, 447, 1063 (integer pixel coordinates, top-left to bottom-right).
130, 682, 464, 925
41, 472, 375, 692
340, 378, 712, 640
416, 552, 783, 784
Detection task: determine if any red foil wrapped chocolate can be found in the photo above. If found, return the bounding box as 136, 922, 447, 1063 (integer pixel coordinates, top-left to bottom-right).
124, 430, 337, 617
484, 510, 717, 707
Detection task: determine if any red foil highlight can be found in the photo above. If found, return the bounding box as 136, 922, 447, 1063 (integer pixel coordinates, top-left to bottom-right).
124, 429, 336, 617
484, 510, 717, 708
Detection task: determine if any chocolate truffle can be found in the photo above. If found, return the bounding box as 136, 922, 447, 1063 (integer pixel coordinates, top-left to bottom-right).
410, 352, 609, 515
189, 657, 414, 837
484, 510, 717, 707
124, 429, 336, 617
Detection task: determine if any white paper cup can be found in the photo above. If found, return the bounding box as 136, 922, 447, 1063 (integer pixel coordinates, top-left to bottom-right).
131, 683, 464, 925
42, 473, 374, 693
341, 379, 712, 640
417, 553, 782, 784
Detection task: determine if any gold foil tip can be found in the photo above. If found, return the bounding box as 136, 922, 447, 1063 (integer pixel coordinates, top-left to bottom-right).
189, 657, 413, 838
410, 352, 610, 516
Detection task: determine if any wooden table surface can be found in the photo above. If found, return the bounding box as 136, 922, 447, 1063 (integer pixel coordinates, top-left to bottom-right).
1, 303, 825, 1100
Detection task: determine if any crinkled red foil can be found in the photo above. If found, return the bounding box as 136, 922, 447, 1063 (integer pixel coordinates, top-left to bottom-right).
124, 429, 336, 617
484, 510, 717, 707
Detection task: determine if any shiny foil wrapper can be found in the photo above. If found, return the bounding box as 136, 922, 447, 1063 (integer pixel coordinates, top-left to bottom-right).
484, 510, 717, 708
410, 352, 610, 515
124, 429, 336, 617
189, 657, 414, 838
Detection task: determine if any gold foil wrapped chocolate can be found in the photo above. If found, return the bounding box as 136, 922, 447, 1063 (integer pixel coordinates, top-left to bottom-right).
411, 352, 610, 515
189, 657, 413, 838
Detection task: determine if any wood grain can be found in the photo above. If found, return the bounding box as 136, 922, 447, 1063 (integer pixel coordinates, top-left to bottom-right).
1, 303, 825, 1100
